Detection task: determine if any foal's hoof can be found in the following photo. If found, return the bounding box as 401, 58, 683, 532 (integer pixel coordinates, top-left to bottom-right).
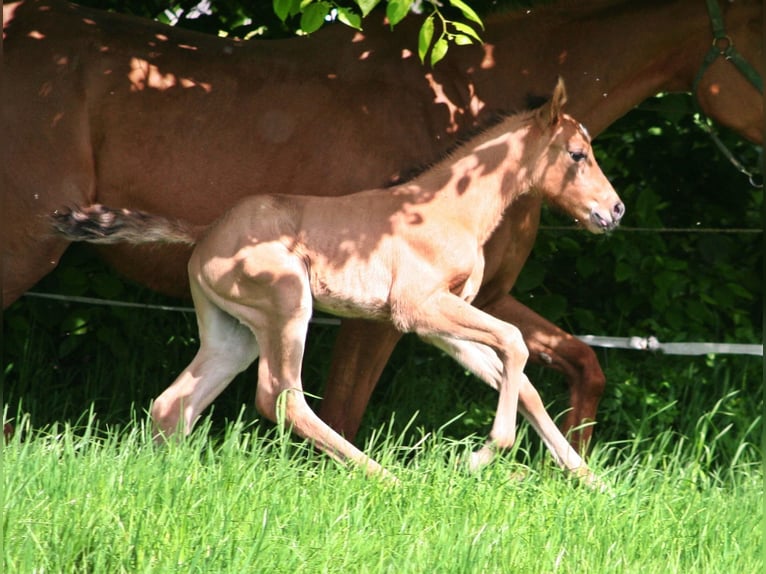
464, 445, 495, 473
380, 470, 401, 486
576, 468, 611, 494
361, 460, 400, 486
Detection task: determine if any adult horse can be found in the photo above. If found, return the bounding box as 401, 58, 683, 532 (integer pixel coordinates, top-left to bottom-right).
3, 0, 762, 450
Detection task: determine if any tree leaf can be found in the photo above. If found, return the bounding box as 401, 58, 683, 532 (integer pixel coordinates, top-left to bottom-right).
300, 1, 330, 34
515, 259, 546, 292
357, 0, 382, 17
274, 0, 305, 21
451, 20, 482, 43
386, 0, 410, 28
430, 36, 449, 66
452, 33, 474, 46
418, 15, 435, 63
449, 0, 484, 29
335, 6, 362, 29
273, 0, 291, 21
614, 261, 635, 282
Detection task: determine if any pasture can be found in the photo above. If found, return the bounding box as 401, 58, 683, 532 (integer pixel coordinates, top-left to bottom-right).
3, 389, 762, 574
3, 302, 762, 572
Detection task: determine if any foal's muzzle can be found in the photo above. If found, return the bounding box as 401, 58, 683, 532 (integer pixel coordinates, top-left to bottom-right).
589, 201, 625, 232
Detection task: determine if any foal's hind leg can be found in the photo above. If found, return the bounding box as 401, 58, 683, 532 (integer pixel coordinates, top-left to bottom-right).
224, 256, 390, 478
252, 316, 387, 476
151, 281, 259, 440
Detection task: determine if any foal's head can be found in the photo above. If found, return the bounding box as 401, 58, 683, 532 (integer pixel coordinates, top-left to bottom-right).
531, 79, 624, 234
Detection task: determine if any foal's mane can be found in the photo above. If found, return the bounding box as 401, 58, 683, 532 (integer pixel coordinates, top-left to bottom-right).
386, 102, 544, 187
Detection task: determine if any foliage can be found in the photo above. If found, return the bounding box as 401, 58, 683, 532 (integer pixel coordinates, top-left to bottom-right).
414, 0, 483, 66
78, 0, 487, 63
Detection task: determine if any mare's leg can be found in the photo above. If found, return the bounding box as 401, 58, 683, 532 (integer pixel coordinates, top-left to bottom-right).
2, 232, 71, 308
482, 295, 605, 451
3, 139, 88, 307
151, 280, 259, 439
421, 334, 591, 479
318, 319, 403, 441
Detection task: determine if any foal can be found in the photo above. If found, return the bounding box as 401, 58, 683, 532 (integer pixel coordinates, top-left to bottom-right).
52, 79, 623, 480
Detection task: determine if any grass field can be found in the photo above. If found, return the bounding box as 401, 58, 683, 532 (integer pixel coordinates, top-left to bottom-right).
3, 399, 762, 573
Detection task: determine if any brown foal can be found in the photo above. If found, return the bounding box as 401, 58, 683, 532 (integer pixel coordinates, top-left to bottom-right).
52, 80, 622, 479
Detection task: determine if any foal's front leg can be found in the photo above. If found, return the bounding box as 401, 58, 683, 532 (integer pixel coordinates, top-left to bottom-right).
407, 293, 529, 462
481, 294, 605, 452
421, 334, 591, 478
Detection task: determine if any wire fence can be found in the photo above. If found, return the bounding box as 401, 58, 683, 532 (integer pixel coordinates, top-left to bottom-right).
539, 225, 762, 234
20, 291, 763, 357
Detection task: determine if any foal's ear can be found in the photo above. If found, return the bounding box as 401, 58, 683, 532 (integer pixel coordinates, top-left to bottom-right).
536, 77, 568, 128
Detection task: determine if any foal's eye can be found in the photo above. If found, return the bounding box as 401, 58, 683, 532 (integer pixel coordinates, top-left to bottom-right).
569, 150, 587, 162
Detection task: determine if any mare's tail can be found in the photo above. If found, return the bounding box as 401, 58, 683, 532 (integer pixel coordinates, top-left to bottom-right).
51, 204, 197, 245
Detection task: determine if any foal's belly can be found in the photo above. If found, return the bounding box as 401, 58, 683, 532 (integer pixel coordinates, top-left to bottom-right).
310, 272, 391, 321
312, 295, 391, 321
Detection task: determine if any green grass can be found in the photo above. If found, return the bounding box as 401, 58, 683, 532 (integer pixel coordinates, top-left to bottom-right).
3, 406, 762, 574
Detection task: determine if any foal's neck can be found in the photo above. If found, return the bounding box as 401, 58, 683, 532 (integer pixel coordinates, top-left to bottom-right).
409, 116, 539, 244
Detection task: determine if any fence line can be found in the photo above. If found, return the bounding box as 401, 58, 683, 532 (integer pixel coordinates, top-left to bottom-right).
539, 225, 762, 234
20, 292, 763, 357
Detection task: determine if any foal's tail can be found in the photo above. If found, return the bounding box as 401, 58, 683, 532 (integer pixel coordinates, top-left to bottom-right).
50, 204, 198, 245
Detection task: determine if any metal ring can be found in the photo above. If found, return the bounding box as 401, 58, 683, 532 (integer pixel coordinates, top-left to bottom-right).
712, 35, 733, 52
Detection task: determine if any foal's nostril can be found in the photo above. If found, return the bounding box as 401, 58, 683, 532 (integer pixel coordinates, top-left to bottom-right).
612, 201, 625, 221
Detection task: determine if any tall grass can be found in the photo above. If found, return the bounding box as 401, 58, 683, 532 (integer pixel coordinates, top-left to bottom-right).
3, 407, 761, 574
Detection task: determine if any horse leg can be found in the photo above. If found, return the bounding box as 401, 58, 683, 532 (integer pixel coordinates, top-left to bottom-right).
481, 294, 605, 452
318, 319, 403, 441
515, 376, 596, 481
254, 324, 389, 478
407, 293, 529, 463
3, 157, 90, 307
151, 281, 259, 439
420, 333, 592, 480
217, 251, 390, 478
2, 234, 71, 308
